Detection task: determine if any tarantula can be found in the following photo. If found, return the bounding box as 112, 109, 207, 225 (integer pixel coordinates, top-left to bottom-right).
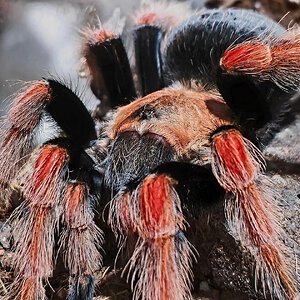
0, 1, 300, 300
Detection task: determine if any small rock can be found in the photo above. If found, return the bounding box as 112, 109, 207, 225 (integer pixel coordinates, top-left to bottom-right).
199, 281, 210, 292
0, 222, 11, 249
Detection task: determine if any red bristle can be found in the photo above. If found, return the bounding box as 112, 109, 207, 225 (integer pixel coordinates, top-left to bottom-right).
125, 232, 193, 300
221, 42, 271, 74
229, 184, 297, 298
18, 277, 44, 300
8, 81, 50, 130
90, 29, 116, 44
64, 183, 88, 227
0, 81, 51, 188
29, 208, 48, 271
138, 175, 183, 239
221, 37, 300, 90
61, 183, 103, 276
120, 192, 135, 233
270, 40, 300, 88
271, 40, 300, 67
239, 184, 274, 243
211, 129, 260, 190
29, 145, 69, 201
136, 12, 158, 26
140, 175, 169, 229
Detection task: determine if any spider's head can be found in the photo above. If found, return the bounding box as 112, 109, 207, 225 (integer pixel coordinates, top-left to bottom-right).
104, 87, 233, 195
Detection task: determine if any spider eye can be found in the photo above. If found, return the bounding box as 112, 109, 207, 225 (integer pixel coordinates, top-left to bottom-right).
138, 104, 158, 120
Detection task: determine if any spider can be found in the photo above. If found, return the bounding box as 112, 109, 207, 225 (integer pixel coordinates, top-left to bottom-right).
0, 1, 299, 299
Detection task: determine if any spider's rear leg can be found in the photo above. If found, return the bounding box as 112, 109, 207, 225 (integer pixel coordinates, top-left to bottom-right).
163, 9, 298, 146
133, 10, 165, 96
1, 80, 103, 299
210, 127, 298, 299
83, 10, 136, 116
133, 1, 192, 96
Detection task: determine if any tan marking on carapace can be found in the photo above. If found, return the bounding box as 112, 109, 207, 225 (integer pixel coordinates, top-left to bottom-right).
107, 88, 233, 156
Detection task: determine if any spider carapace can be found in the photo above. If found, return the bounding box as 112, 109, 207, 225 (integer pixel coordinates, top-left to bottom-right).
1, 2, 299, 300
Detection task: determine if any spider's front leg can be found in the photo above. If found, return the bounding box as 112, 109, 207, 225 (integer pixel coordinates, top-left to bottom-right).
210, 126, 298, 299
0, 79, 103, 300
7, 143, 69, 299
109, 172, 194, 300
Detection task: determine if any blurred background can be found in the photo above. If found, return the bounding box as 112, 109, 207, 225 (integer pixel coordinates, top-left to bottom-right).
0, 0, 299, 113
0, 0, 144, 114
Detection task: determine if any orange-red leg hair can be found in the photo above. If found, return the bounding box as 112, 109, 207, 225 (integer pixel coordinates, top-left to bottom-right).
60, 182, 103, 300
5, 144, 69, 300
0, 81, 50, 188
220, 33, 300, 90
211, 129, 298, 299
109, 174, 194, 300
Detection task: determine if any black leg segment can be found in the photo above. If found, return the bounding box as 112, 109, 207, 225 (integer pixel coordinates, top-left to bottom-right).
134, 25, 164, 96
46, 79, 97, 148
85, 37, 137, 110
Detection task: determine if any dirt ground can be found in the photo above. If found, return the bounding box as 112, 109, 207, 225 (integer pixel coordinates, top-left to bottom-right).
0, 0, 300, 299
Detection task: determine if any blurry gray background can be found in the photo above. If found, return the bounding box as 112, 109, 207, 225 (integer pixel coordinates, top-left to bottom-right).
0, 0, 299, 114
0, 0, 145, 113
